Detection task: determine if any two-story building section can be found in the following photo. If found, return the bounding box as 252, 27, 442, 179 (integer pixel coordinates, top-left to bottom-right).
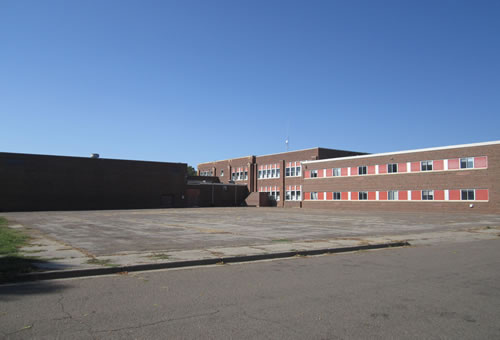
301, 140, 500, 213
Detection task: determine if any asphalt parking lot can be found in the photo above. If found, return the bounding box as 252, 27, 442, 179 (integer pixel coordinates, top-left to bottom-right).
3, 207, 500, 256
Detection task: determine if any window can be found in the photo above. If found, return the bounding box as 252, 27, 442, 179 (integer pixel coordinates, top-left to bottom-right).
271, 169, 276, 178
358, 192, 368, 200
422, 190, 434, 200
460, 157, 474, 169
311, 192, 318, 200
285, 191, 291, 200
333, 168, 341, 176
258, 170, 262, 179
388, 163, 398, 173
285, 163, 301, 177
220, 170, 224, 177
421, 161, 433, 171
244, 171, 248, 180
266, 169, 271, 178
388, 190, 398, 200
277, 168, 280, 177
276, 191, 280, 201
461, 189, 475, 200
286, 188, 302, 201
358, 166, 367, 175
296, 190, 301, 201
333, 192, 341, 200
310, 170, 318, 178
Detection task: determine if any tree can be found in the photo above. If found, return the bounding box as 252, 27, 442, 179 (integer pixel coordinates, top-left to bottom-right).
187, 165, 197, 176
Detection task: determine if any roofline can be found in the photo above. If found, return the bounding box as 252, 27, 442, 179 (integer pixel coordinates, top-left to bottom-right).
198, 146, 366, 165
302, 140, 500, 165
198, 147, 323, 165
198, 155, 254, 165
0, 151, 186, 166
255, 147, 319, 158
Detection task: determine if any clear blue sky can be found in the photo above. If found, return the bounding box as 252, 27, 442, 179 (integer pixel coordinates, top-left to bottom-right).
1, 1, 499, 168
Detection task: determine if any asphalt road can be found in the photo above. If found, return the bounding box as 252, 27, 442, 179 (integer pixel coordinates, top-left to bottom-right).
1, 239, 499, 339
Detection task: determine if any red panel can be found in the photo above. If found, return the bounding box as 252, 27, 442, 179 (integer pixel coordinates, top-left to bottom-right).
318, 169, 324, 178
276, 164, 280, 169
368, 165, 376, 175
318, 192, 324, 200
449, 190, 460, 200
379, 191, 388, 200
399, 191, 408, 200
448, 159, 459, 170
379, 165, 387, 174
368, 191, 376, 200
341, 168, 348, 176
304, 192, 311, 200
341, 192, 349, 200
434, 190, 444, 200
326, 169, 333, 177
411, 162, 420, 172
474, 156, 487, 168
476, 189, 489, 200
351, 167, 358, 175
351, 192, 358, 200
433, 160, 444, 171
304, 170, 310, 178
326, 192, 333, 200
398, 163, 407, 173
411, 190, 421, 200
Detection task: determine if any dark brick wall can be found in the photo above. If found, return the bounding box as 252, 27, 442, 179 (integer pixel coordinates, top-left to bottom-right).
0, 152, 187, 212
185, 184, 249, 207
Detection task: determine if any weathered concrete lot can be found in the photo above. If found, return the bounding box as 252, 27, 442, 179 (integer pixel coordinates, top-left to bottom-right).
4, 207, 500, 256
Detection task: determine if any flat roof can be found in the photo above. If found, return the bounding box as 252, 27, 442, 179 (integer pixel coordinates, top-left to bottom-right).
0, 151, 186, 166
198, 146, 364, 165
302, 140, 500, 165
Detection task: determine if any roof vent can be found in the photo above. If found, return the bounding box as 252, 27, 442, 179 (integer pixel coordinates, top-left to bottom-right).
90, 153, 100, 159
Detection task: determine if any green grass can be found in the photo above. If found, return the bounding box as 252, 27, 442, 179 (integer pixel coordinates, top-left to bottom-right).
0, 217, 43, 280
0, 217, 29, 255
148, 253, 170, 260
271, 239, 292, 243
86, 258, 118, 267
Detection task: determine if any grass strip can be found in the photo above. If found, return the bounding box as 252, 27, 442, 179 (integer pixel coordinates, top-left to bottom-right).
0, 217, 45, 280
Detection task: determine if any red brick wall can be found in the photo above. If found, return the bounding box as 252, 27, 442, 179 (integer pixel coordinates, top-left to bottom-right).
302, 143, 500, 213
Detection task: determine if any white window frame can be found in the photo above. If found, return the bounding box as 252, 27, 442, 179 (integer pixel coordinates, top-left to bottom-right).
333, 168, 341, 176
460, 157, 474, 169
387, 163, 398, 173
333, 192, 341, 200
358, 166, 367, 175
421, 160, 433, 171
461, 189, 475, 200
310, 170, 318, 178
358, 191, 368, 200
422, 190, 434, 200
311, 192, 318, 200
388, 190, 398, 200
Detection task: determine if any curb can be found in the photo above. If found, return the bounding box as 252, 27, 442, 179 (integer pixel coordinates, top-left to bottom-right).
2, 241, 410, 284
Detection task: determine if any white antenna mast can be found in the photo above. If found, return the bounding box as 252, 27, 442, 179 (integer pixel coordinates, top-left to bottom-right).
285, 122, 290, 152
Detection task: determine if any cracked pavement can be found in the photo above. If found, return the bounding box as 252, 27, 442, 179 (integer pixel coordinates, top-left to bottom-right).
2, 208, 500, 273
